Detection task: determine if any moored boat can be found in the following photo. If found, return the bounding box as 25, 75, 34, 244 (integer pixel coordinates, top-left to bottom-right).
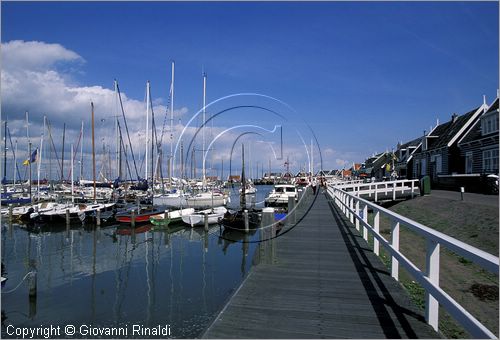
264, 184, 298, 206
149, 208, 195, 227
186, 191, 227, 208
115, 206, 163, 224
181, 206, 227, 227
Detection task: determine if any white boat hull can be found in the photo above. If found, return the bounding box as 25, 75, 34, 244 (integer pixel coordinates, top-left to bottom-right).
181, 207, 227, 227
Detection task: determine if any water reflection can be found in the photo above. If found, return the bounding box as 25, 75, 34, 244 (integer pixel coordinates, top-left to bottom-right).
1, 220, 263, 338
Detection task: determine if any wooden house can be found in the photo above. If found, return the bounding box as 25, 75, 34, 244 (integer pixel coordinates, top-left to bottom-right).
412, 102, 488, 185
359, 152, 396, 180
394, 138, 422, 179
458, 97, 499, 175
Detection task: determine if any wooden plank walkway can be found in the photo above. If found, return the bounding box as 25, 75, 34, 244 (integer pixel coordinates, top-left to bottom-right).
203, 192, 440, 338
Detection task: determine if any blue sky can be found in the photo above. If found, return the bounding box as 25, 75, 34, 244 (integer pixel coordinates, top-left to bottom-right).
1, 1, 498, 180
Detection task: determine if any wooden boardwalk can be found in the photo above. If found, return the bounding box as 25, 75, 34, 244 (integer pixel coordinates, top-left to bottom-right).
203, 192, 439, 338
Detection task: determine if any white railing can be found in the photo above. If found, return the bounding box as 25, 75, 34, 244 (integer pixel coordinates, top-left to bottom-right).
329, 179, 420, 202
326, 185, 499, 338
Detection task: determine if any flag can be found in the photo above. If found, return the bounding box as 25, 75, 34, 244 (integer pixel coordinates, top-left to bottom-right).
23, 148, 38, 166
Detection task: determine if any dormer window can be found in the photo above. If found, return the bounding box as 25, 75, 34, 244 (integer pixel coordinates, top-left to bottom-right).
481, 111, 499, 135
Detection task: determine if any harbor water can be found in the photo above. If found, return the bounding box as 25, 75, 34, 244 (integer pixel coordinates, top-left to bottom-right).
1, 185, 275, 338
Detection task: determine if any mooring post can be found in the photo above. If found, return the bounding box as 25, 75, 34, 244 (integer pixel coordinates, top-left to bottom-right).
28, 260, 37, 319
131, 209, 136, 228
8, 204, 13, 223
287, 195, 295, 224
65, 208, 70, 226
204, 213, 209, 231
261, 207, 274, 229
96, 209, 101, 226
460, 187, 464, 201
28, 260, 37, 299
244, 209, 249, 233
204, 229, 209, 253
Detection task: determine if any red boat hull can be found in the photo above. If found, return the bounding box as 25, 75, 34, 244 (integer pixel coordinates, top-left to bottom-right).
116, 209, 162, 224
116, 225, 151, 235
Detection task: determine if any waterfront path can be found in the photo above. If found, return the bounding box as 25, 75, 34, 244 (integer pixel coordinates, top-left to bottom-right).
203, 192, 439, 338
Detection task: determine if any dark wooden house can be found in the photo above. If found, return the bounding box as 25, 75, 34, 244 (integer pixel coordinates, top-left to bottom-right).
458, 97, 499, 175
394, 137, 422, 179
412, 103, 488, 185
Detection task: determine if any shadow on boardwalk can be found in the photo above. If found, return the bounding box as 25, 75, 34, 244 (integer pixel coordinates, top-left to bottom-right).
202, 193, 439, 338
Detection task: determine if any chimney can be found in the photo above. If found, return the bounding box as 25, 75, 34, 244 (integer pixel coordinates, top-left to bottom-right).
451, 113, 458, 123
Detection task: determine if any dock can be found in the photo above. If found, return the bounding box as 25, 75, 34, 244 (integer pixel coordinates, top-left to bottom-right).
203, 192, 439, 338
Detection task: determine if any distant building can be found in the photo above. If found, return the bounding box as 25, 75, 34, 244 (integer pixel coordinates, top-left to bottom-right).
359, 152, 395, 180
228, 175, 241, 183
394, 138, 422, 179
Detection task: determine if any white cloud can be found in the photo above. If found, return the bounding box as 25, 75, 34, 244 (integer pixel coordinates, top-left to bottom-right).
2, 40, 84, 71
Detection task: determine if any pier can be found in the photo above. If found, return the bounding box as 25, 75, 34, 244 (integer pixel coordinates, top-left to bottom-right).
203, 191, 439, 338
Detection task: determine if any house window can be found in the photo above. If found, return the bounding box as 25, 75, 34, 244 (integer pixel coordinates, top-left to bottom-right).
435, 154, 442, 174
481, 112, 499, 135
483, 149, 499, 173
421, 158, 426, 176
465, 152, 473, 174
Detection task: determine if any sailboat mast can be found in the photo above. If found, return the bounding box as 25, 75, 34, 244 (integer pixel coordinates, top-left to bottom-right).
202, 72, 207, 186
145, 80, 150, 182
170, 61, 175, 181
91, 102, 97, 203
80, 120, 84, 181
3, 121, 7, 192
61, 123, 65, 182
71, 144, 74, 204
13, 140, 17, 190
26, 111, 32, 199
240, 144, 246, 209
37, 117, 45, 199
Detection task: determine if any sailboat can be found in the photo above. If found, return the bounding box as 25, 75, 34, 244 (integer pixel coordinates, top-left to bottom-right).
153, 62, 192, 208
220, 144, 260, 230
184, 72, 227, 208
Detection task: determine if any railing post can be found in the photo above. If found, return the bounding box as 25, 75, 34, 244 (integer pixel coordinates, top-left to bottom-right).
349, 196, 354, 224
369, 184, 372, 198
355, 200, 360, 231
373, 210, 379, 255
362, 204, 368, 241
392, 182, 396, 200
375, 185, 378, 202
391, 220, 400, 281
411, 180, 415, 198
425, 239, 440, 331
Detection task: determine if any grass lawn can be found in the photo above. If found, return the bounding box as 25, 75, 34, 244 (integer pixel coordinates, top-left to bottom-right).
359, 194, 499, 338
